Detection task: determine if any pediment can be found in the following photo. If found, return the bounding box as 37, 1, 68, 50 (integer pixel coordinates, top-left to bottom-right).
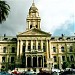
17, 28, 51, 37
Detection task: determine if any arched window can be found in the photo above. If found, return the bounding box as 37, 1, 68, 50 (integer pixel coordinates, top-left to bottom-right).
53, 56, 57, 62
36, 25, 38, 28
30, 25, 32, 29
3, 47, 6, 53
61, 46, 64, 52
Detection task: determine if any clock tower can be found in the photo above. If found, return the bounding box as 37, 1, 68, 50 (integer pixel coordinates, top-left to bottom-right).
26, 2, 41, 30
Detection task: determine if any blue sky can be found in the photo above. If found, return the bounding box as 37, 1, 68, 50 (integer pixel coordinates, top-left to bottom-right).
0, 0, 75, 36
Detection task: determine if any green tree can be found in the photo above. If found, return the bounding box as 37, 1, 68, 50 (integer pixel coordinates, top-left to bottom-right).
0, 0, 10, 23
62, 62, 69, 69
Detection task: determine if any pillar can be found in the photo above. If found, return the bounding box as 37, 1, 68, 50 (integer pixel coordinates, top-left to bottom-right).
31, 40, 33, 51
36, 40, 38, 51
43, 56, 44, 67
26, 56, 27, 67
46, 40, 49, 67
37, 56, 38, 67
31, 56, 33, 67
20, 40, 23, 55
17, 40, 19, 57
26, 40, 28, 52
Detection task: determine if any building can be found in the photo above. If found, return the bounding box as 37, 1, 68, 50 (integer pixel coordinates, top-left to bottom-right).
0, 2, 75, 71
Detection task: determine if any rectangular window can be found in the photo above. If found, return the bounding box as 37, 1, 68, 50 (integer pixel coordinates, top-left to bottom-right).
12, 47, 15, 53
38, 41, 41, 50
54, 64, 57, 68
67, 57, 69, 61
70, 55, 74, 61
69, 46, 73, 52
53, 47, 56, 52
3, 47, 6, 53
61, 46, 64, 52
43, 41, 46, 52
28, 46, 31, 51
11, 57, 14, 63
62, 56, 65, 61
22, 46, 25, 52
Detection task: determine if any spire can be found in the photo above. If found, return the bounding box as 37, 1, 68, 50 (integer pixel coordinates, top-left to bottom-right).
31, 0, 35, 6
33, 0, 34, 4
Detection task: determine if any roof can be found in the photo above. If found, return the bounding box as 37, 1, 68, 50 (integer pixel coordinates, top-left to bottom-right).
17, 28, 51, 37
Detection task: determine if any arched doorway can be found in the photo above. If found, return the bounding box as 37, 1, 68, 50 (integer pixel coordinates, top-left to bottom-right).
38, 57, 42, 67
33, 57, 37, 67
1, 66, 5, 71
27, 56, 31, 67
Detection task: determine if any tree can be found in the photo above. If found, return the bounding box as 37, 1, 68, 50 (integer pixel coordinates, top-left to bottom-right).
62, 62, 69, 69
0, 0, 10, 23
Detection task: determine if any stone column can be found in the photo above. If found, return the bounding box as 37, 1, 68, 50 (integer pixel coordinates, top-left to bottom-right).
46, 40, 49, 68
20, 40, 23, 55
31, 40, 33, 51
58, 55, 61, 70
26, 56, 27, 67
31, 56, 33, 67
17, 40, 19, 57
36, 40, 38, 51
37, 56, 38, 67
43, 56, 44, 67
26, 40, 28, 52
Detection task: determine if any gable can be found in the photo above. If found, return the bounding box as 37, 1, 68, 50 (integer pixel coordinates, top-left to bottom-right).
17, 28, 51, 37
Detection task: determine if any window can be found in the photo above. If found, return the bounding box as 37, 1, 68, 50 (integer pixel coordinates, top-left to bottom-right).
67, 57, 69, 61
38, 41, 41, 50
11, 57, 14, 63
22, 46, 25, 52
70, 55, 74, 61
53, 47, 56, 52
2, 57, 5, 62
53, 56, 57, 62
11, 47, 15, 53
30, 25, 32, 29
33, 41, 36, 50
36, 25, 38, 28
62, 56, 65, 61
3, 47, 6, 53
43, 41, 46, 52
69, 46, 73, 52
54, 64, 57, 68
61, 46, 64, 52
28, 41, 31, 51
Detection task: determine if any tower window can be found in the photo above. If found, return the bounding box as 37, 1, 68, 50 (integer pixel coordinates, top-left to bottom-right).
30, 25, 32, 29
36, 25, 38, 28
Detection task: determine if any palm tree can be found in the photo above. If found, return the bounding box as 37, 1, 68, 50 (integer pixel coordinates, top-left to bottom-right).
0, 0, 10, 23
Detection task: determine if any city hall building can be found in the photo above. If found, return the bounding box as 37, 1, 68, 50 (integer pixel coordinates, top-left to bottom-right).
0, 2, 75, 71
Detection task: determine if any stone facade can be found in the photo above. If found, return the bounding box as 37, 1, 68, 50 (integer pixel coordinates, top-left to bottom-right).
0, 2, 75, 71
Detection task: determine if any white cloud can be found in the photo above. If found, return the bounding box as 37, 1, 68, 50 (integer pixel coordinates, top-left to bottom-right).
0, 0, 75, 36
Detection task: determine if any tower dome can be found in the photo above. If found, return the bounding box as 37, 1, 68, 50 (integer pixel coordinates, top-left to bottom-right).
26, 2, 41, 30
